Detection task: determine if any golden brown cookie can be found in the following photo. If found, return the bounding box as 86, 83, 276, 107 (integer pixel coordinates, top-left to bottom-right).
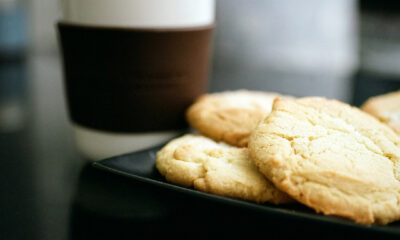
361, 90, 400, 134
186, 90, 287, 147
156, 134, 292, 204
249, 97, 400, 225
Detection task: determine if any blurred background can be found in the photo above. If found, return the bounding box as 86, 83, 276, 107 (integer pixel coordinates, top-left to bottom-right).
1, 0, 400, 239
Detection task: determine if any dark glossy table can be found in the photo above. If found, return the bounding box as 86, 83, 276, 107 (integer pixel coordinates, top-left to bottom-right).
1, 54, 400, 240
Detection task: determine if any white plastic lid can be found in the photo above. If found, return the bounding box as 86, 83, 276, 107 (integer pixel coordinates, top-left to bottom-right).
62, 0, 215, 28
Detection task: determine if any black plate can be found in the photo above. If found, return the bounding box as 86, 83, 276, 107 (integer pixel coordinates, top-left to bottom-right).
93, 144, 400, 237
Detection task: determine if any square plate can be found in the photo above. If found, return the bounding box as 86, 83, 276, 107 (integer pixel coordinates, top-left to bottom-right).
93, 143, 400, 236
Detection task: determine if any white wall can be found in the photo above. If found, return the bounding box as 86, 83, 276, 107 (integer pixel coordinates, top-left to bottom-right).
211, 0, 358, 101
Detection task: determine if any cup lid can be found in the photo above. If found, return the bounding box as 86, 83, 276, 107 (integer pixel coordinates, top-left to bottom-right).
61, 0, 215, 28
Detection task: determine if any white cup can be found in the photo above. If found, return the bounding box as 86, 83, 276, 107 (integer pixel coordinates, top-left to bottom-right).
60, 0, 215, 161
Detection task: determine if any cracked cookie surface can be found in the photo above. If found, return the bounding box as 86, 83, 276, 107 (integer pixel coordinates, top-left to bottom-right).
186, 90, 286, 147
361, 90, 400, 135
156, 134, 292, 204
249, 97, 400, 224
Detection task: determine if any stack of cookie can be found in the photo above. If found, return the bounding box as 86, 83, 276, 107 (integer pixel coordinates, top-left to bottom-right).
156, 90, 400, 225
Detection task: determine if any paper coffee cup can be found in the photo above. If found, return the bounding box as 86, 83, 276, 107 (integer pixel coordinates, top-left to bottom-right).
60, 0, 215, 161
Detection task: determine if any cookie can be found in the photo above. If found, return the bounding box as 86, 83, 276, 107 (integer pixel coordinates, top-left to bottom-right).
186, 90, 286, 147
361, 90, 400, 134
156, 134, 292, 204
249, 97, 400, 224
